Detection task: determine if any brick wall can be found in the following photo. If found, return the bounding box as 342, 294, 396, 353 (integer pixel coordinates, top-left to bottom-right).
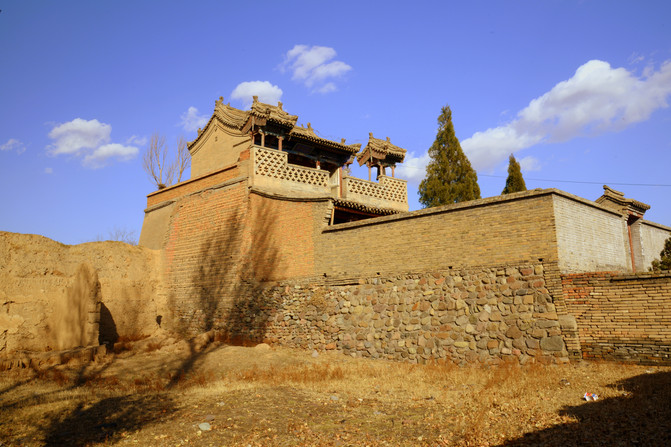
146, 164, 242, 208
246, 192, 328, 281
553, 194, 630, 273
161, 180, 250, 334
639, 221, 671, 270
317, 191, 559, 277
562, 271, 671, 364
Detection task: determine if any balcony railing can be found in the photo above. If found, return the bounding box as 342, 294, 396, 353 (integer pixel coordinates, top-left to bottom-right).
252, 146, 408, 212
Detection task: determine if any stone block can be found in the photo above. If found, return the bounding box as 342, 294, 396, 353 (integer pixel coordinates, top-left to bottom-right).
540, 336, 565, 352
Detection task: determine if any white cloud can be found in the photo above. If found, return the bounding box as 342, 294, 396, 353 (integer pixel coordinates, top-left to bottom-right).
44, 167, 53, 174
83, 143, 139, 168
1, 138, 26, 154
518, 156, 541, 172
395, 150, 431, 183
47, 118, 111, 155
231, 81, 283, 108
179, 107, 209, 132
280, 45, 352, 93
317, 82, 337, 94
462, 59, 671, 171
46, 118, 139, 168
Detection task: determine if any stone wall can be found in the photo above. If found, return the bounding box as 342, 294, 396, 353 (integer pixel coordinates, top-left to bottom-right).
0, 232, 164, 355
562, 271, 671, 364
223, 263, 569, 365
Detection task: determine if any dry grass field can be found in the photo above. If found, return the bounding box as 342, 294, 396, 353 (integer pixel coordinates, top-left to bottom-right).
1, 335, 670, 446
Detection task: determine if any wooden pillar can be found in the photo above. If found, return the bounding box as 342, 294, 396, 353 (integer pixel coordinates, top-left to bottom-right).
260, 132, 265, 148
278, 136, 283, 151
391, 165, 395, 177
368, 164, 371, 181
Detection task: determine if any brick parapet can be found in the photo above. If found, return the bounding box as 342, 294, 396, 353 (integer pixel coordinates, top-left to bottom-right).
146, 164, 242, 208
562, 271, 671, 364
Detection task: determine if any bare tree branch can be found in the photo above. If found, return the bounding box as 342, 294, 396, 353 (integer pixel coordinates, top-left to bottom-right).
175, 136, 190, 184
142, 133, 190, 189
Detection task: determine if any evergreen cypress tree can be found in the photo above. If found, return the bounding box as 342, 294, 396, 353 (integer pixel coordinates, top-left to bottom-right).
650, 236, 671, 271
501, 154, 527, 194
418, 105, 480, 207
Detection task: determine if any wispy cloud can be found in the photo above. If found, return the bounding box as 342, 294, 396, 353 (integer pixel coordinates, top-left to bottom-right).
280, 45, 351, 93
179, 107, 209, 132
461, 59, 671, 171
126, 135, 148, 147
44, 167, 53, 174
231, 81, 283, 108
46, 118, 139, 168
1, 138, 26, 154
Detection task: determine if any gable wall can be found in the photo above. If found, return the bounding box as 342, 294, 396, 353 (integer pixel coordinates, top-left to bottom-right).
189, 123, 251, 178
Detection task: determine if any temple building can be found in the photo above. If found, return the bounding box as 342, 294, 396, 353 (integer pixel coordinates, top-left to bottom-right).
186, 96, 408, 224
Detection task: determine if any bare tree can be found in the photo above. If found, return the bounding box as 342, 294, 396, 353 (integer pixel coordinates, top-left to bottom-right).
174, 136, 190, 184
93, 226, 138, 245
143, 134, 191, 189
143, 134, 173, 189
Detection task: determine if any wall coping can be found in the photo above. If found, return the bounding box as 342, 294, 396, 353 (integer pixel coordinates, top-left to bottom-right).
144, 175, 248, 213
323, 188, 628, 233
249, 186, 333, 203
640, 219, 671, 232
611, 271, 671, 281
145, 163, 241, 201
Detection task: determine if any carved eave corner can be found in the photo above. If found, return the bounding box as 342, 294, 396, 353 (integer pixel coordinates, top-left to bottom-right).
596, 185, 651, 219
188, 96, 250, 153
242, 96, 298, 134
357, 133, 407, 167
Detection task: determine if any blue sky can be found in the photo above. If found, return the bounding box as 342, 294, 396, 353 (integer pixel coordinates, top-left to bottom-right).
1, 0, 670, 245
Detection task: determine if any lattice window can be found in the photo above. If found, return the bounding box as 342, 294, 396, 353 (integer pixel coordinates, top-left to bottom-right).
254, 147, 328, 187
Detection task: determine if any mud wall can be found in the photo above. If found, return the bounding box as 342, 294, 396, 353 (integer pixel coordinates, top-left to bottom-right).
0, 232, 164, 355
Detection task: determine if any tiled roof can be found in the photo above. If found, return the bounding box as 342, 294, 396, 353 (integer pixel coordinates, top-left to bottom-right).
249, 97, 298, 128
357, 133, 406, 164
333, 198, 401, 216
290, 123, 360, 154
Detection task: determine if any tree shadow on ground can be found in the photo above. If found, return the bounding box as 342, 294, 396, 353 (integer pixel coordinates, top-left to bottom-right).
165, 196, 281, 388
43, 393, 176, 446
502, 370, 671, 446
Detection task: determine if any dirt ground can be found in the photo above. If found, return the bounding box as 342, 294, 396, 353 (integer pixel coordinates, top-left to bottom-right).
1, 333, 670, 446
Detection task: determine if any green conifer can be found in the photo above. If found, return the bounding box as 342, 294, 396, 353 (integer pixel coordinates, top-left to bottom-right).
650, 236, 671, 271
418, 105, 480, 207
501, 154, 527, 195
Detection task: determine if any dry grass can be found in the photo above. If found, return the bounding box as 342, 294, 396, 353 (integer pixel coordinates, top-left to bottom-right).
1, 344, 669, 446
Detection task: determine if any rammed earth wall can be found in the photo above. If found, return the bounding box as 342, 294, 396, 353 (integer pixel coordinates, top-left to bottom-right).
562, 271, 671, 364
224, 263, 570, 365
